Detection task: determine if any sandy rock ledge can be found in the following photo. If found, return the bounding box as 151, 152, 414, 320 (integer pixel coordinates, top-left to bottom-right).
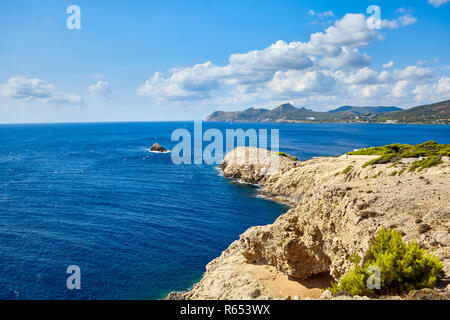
168, 147, 450, 300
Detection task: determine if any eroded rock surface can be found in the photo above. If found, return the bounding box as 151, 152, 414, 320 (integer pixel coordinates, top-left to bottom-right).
150, 143, 167, 153
169, 147, 450, 300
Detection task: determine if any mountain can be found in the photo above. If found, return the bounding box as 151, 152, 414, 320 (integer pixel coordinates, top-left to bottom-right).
206, 107, 269, 122
376, 100, 450, 124
206, 103, 330, 122
327, 106, 403, 114
205, 103, 395, 122
205, 99, 450, 124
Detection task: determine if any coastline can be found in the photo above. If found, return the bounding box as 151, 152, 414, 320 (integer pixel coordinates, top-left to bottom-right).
205, 120, 450, 125
168, 147, 450, 300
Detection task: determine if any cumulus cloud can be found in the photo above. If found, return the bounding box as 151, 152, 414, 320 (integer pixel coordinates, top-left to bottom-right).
308, 10, 334, 25
382, 61, 395, 69
412, 77, 450, 101
308, 10, 334, 17
417, 58, 439, 66
268, 70, 336, 96
428, 0, 449, 7
319, 47, 371, 69
137, 11, 445, 108
139, 13, 378, 100
381, 14, 417, 29
88, 80, 112, 97
138, 62, 226, 100
0, 76, 83, 105
335, 65, 444, 104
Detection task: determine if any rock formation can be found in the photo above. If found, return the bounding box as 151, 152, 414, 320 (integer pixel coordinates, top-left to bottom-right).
169, 147, 450, 300
150, 143, 167, 153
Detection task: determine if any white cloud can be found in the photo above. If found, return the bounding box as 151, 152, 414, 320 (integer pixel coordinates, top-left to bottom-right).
391, 80, 410, 98
319, 47, 371, 69
436, 77, 450, 94
308, 10, 334, 17
341, 67, 380, 84
137, 11, 445, 109
394, 66, 435, 81
428, 0, 449, 7
382, 61, 395, 69
308, 10, 334, 25
381, 14, 417, 29
0, 76, 83, 105
139, 13, 378, 100
138, 62, 226, 100
268, 70, 336, 96
417, 58, 439, 66
412, 77, 450, 102
89, 80, 112, 97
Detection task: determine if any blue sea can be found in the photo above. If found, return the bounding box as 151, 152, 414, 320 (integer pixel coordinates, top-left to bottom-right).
0, 122, 449, 300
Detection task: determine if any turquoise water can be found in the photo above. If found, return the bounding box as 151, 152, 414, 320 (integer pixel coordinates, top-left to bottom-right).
0, 122, 448, 299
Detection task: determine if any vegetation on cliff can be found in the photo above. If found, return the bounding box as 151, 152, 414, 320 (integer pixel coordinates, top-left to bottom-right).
348, 141, 450, 171
276, 152, 298, 161
329, 227, 444, 297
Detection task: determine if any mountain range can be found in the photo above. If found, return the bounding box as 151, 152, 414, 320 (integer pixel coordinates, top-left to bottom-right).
205, 100, 450, 124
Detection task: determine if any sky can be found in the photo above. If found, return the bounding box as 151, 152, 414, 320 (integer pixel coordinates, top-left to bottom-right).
0, 0, 449, 123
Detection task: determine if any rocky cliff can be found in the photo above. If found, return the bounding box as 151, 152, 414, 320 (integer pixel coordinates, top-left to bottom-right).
168, 147, 450, 300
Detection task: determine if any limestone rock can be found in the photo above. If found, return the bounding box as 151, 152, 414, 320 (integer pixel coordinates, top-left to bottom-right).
172, 148, 450, 300
150, 143, 167, 153
320, 290, 333, 300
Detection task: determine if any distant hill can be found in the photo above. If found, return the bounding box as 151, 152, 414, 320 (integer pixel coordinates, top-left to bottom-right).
376, 100, 450, 124
205, 99, 449, 124
206, 103, 334, 122
327, 106, 402, 114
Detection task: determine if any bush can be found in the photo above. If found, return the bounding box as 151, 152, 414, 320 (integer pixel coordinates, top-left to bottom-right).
328, 227, 444, 297
276, 152, 297, 161
349, 141, 450, 169
409, 155, 443, 172
342, 165, 353, 174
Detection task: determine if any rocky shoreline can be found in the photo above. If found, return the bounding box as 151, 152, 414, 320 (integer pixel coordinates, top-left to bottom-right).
168, 147, 450, 300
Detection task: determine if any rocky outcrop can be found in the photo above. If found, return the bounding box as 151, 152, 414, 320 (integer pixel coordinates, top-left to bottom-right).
169, 147, 450, 300
150, 143, 167, 153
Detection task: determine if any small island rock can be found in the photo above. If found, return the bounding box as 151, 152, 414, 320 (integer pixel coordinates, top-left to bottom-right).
150, 143, 167, 153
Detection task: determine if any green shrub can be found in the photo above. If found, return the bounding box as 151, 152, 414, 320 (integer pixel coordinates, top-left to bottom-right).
388, 162, 398, 168
328, 227, 444, 297
276, 152, 297, 161
342, 165, 353, 175
349, 141, 449, 169
389, 170, 398, 176
409, 155, 443, 172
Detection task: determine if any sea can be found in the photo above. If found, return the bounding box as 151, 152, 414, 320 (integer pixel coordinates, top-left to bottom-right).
0, 122, 449, 299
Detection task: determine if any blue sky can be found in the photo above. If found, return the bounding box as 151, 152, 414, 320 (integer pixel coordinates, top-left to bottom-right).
0, 0, 449, 123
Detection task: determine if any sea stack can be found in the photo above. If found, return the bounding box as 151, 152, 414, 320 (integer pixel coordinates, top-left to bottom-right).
150, 143, 167, 153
